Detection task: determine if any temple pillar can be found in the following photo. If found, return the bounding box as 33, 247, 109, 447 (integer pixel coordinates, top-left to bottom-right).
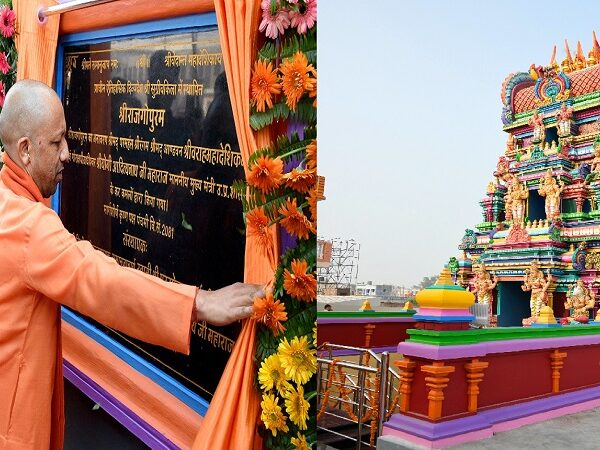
421, 361, 455, 420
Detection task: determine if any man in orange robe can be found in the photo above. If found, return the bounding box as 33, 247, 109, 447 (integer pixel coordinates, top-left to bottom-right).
0, 80, 261, 449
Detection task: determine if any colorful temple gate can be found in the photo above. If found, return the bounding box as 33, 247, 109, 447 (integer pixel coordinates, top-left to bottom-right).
380, 35, 600, 449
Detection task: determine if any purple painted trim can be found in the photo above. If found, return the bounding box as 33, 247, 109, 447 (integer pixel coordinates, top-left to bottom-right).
325, 346, 398, 357
382, 426, 492, 449
63, 359, 180, 450
398, 333, 600, 360
413, 315, 474, 323
317, 317, 416, 324
383, 384, 600, 441
418, 308, 473, 317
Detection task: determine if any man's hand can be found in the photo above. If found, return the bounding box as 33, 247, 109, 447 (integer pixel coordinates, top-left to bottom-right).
194, 282, 264, 326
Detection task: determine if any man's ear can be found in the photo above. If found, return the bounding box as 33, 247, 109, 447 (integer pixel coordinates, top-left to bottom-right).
16, 136, 31, 167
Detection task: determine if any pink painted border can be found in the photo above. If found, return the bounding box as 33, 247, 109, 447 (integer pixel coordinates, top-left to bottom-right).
417, 308, 472, 317
381, 427, 492, 449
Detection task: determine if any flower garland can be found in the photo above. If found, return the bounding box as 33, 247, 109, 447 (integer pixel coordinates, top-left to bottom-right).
0, 0, 16, 168
238, 0, 317, 448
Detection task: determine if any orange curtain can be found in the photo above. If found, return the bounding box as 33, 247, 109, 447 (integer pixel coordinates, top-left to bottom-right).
193, 1, 274, 449
14, 0, 60, 85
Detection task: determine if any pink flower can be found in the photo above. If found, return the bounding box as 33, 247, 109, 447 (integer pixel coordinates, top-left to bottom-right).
289, 0, 317, 34
0, 52, 10, 75
259, 0, 290, 39
0, 81, 6, 108
0, 6, 15, 39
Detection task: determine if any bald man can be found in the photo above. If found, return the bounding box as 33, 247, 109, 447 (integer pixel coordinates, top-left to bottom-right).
0, 80, 261, 449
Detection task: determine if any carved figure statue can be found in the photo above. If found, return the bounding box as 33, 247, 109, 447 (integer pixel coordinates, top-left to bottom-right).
448, 257, 459, 284
591, 144, 600, 173
556, 103, 573, 136
565, 279, 595, 321
528, 111, 545, 143
495, 156, 510, 183
471, 263, 498, 305
537, 169, 565, 221
521, 260, 552, 318
505, 174, 528, 223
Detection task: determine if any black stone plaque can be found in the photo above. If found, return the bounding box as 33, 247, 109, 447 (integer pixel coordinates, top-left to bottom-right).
60, 28, 245, 398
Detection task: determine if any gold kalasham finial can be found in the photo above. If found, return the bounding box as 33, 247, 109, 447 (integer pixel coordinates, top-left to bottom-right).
562, 39, 574, 73
589, 31, 600, 66
575, 40, 587, 70
536, 305, 558, 325
359, 299, 374, 311
435, 267, 454, 286
549, 44, 558, 69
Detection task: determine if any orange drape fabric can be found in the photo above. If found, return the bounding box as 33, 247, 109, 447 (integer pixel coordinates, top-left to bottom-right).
14, 0, 60, 85
193, 1, 273, 449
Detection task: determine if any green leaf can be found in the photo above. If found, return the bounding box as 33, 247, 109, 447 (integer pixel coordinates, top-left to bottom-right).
288, 98, 316, 125
282, 307, 315, 342
256, 326, 280, 363
250, 102, 291, 131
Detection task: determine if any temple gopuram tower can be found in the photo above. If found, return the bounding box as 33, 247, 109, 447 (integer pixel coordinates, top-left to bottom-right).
458, 35, 600, 327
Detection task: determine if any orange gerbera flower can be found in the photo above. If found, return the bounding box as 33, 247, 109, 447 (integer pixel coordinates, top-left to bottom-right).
279, 51, 316, 111
305, 140, 316, 170
279, 198, 315, 240
251, 59, 281, 112
283, 259, 316, 302
308, 68, 317, 108
306, 187, 317, 222
253, 291, 288, 335
247, 155, 284, 194
284, 168, 316, 194
246, 207, 273, 253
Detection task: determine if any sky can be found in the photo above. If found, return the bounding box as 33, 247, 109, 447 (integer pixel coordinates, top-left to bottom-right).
318, 0, 600, 288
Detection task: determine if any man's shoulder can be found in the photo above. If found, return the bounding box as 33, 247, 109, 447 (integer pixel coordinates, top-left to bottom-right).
0, 183, 60, 228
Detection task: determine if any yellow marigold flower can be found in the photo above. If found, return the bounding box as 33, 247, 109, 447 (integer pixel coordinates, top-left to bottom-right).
258, 354, 292, 395
260, 393, 289, 437
280, 51, 316, 111
278, 336, 317, 385
291, 432, 310, 450
285, 384, 310, 430
251, 59, 281, 112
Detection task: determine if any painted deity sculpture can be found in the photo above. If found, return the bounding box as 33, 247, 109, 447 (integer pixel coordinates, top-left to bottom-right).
504, 174, 528, 223
495, 156, 510, 183
521, 260, 552, 318
471, 263, 498, 305
448, 257, 459, 284
555, 103, 573, 136
591, 143, 600, 173
528, 111, 545, 143
565, 279, 595, 321
537, 169, 565, 221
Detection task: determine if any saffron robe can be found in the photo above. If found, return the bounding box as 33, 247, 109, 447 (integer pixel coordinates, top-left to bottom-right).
0, 155, 196, 449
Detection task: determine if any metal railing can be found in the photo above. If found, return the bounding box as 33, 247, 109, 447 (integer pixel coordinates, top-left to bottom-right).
317, 343, 400, 449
